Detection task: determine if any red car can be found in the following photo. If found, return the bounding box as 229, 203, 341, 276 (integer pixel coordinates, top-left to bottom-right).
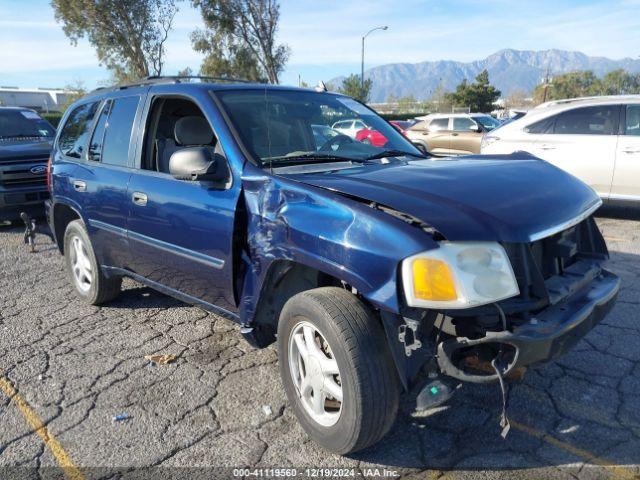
390, 120, 415, 136
355, 128, 388, 147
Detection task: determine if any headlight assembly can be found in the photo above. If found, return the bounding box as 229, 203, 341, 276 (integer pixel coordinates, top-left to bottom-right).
401, 242, 519, 309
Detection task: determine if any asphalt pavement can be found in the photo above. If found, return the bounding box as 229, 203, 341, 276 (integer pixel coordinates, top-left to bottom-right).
0, 213, 639, 479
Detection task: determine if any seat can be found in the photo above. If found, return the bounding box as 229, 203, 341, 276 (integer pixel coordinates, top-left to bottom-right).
157, 116, 215, 173
252, 120, 312, 158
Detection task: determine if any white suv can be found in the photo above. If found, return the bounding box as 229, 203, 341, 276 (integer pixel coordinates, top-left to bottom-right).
481, 95, 640, 205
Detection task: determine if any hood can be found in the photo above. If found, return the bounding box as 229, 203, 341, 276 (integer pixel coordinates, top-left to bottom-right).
280, 155, 601, 243
0, 138, 53, 162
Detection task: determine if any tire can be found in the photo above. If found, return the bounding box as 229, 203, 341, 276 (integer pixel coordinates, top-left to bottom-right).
412, 141, 429, 155
277, 287, 400, 454
63, 220, 121, 305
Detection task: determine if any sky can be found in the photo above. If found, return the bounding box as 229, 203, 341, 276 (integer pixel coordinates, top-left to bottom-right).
1, 0, 640, 90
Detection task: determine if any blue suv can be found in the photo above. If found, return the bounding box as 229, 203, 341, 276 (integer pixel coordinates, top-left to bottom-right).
47, 77, 619, 453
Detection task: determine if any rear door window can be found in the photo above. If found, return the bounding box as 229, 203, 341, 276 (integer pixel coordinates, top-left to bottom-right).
101, 96, 140, 167
553, 105, 618, 135
624, 105, 640, 136
429, 118, 449, 131
58, 102, 100, 158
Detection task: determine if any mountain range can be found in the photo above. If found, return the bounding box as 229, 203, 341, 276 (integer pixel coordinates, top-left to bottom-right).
329, 49, 640, 102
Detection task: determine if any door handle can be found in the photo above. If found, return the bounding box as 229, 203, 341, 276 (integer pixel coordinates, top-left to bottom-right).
132, 192, 148, 206
622, 149, 640, 154
539, 144, 556, 150
451, 133, 459, 136
73, 180, 87, 192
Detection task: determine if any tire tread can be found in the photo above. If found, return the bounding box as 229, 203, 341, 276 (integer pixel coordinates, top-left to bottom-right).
294, 287, 400, 452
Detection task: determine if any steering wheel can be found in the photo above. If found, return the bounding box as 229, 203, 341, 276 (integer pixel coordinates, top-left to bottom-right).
319, 134, 354, 152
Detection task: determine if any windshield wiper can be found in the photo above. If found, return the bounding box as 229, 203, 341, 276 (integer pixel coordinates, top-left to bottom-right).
268, 152, 364, 165
365, 149, 427, 160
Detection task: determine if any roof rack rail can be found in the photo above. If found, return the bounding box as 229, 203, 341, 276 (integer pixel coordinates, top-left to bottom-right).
88, 75, 263, 95
144, 75, 259, 84
535, 94, 640, 109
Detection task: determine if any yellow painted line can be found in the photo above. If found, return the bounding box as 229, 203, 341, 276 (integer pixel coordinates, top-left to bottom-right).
510, 420, 637, 480
0, 377, 84, 480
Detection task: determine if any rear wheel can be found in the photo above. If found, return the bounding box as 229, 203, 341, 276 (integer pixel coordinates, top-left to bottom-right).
277, 287, 400, 454
63, 220, 121, 305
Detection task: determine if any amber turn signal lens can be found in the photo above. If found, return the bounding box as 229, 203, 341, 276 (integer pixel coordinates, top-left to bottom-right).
412, 258, 457, 302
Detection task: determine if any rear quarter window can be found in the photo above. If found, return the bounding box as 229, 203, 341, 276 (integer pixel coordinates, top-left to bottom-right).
58, 102, 100, 158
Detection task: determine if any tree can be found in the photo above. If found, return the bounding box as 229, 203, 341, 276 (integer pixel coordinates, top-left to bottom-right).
191, 0, 290, 84
427, 81, 451, 113
601, 69, 640, 95
532, 69, 640, 104
61, 80, 87, 111
532, 70, 601, 104
397, 95, 417, 113
338, 74, 372, 103
504, 89, 530, 110
52, 0, 179, 83
445, 70, 501, 113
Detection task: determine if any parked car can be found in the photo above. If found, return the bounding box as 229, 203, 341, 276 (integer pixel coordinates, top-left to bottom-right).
481, 95, 640, 206
331, 118, 368, 138
390, 119, 416, 135
354, 120, 416, 146
355, 127, 387, 147
311, 124, 340, 148
406, 113, 501, 155
0, 107, 55, 223
47, 79, 618, 454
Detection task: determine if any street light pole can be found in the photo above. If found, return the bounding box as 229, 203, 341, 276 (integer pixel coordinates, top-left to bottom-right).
361, 26, 388, 90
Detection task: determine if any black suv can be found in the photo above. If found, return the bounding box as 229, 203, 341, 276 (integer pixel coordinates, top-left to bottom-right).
0, 107, 55, 223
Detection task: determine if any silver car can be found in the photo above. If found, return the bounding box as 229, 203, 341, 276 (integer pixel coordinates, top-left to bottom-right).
482, 95, 640, 205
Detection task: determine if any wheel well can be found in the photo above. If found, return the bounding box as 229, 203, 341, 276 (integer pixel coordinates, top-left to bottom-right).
251, 261, 345, 347
52, 203, 80, 254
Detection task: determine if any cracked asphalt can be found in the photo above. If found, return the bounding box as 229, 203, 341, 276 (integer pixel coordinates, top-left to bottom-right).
1, 211, 639, 479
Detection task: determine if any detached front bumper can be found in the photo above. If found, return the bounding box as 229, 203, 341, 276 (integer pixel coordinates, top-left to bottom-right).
437, 266, 620, 383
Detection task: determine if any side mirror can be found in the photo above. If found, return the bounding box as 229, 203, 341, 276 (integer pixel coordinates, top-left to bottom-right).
469, 124, 482, 132
169, 147, 227, 182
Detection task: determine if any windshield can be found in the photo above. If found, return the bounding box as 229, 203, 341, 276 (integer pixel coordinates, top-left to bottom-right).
0, 109, 55, 140
215, 89, 422, 165
473, 115, 501, 131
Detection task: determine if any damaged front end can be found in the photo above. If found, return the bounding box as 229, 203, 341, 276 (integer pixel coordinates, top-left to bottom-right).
386, 215, 620, 388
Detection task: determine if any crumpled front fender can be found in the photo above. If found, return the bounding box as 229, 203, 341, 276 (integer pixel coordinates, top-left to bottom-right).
238, 163, 435, 327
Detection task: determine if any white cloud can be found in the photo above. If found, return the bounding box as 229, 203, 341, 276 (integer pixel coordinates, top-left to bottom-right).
2, 0, 640, 88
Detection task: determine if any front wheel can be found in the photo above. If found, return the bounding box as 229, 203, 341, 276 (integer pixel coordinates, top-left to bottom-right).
277, 287, 400, 454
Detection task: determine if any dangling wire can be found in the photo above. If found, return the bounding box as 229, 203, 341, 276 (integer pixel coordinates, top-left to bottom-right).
492, 302, 510, 438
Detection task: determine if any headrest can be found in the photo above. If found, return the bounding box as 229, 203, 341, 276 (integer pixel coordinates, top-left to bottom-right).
174, 116, 214, 146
